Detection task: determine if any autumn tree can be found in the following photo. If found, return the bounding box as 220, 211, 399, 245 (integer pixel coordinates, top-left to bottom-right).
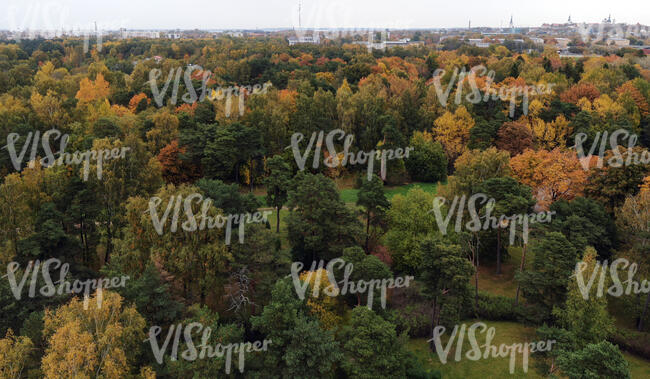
495, 120, 534, 156
157, 140, 201, 184
510, 148, 587, 209
41, 291, 147, 379
433, 105, 475, 165
559, 83, 600, 105
75, 73, 110, 104
0, 329, 34, 379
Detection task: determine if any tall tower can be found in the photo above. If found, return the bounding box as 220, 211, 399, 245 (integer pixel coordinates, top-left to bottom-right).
468, 20, 471, 30
568, 15, 572, 23
298, 0, 302, 29
509, 15, 514, 33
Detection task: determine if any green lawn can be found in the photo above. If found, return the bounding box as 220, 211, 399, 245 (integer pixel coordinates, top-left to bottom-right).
255, 180, 441, 206
407, 321, 547, 378
476, 246, 535, 298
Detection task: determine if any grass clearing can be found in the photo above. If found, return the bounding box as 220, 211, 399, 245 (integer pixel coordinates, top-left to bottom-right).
406, 321, 546, 378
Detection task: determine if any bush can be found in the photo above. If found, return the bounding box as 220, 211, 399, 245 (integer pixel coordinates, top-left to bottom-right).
610, 329, 650, 360
477, 292, 517, 321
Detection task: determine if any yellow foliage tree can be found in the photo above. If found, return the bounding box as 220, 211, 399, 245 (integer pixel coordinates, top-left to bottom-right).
0, 329, 34, 379
30, 90, 67, 128
433, 105, 474, 163
299, 269, 342, 329
41, 291, 146, 379
530, 115, 572, 149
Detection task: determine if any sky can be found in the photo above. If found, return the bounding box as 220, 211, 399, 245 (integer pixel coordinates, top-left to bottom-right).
1, 0, 649, 31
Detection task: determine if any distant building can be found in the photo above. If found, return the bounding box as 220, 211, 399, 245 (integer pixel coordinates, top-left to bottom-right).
529, 37, 545, 44
354, 38, 424, 50
120, 29, 160, 39
287, 34, 320, 45
554, 37, 570, 48
468, 39, 491, 48
166, 33, 181, 39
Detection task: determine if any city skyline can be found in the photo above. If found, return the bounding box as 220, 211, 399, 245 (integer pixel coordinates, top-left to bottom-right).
2, 0, 649, 31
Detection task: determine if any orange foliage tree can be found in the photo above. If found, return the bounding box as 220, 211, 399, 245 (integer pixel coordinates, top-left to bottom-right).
510, 148, 588, 209
157, 140, 201, 184
559, 83, 600, 104
75, 73, 110, 104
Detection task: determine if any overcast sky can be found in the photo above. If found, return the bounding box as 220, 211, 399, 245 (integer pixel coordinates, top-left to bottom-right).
2, 0, 649, 31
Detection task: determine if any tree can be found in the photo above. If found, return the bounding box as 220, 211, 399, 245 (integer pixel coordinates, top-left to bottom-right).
559, 83, 601, 105
547, 197, 615, 258
146, 110, 179, 153
357, 174, 390, 252
616, 190, 650, 330
86, 136, 163, 263
75, 73, 111, 104
30, 90, 67, 128
476, 177, 535, 274
339, 307, 408, 378
157, 140, 201, 185
41, 291, 146, 378
557, 341, 631, 379
286, 172, 361, 263
585, 146, 650, 211
101, 262, 183, 327
340, 247, 392, 307
420, 237, 474, 347
404, 131, 447, 183
165, 305, 244, 378
442, 147, 512, 196
203, 123, 263, 185
517, 232, 579, 318
297, 268, 343, 329
510, 148, 587, 210
554, 247, 614, 347
530, 115, 572, 150
251, 278, 341, 378
0, 329, 34, 379
264, 156, 292, 233
433, 106, 475, 165
495, 120, 534, 156
384, 187, 439, 274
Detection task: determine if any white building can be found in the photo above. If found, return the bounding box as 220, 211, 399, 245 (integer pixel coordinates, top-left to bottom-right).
468, 39, 491, 48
